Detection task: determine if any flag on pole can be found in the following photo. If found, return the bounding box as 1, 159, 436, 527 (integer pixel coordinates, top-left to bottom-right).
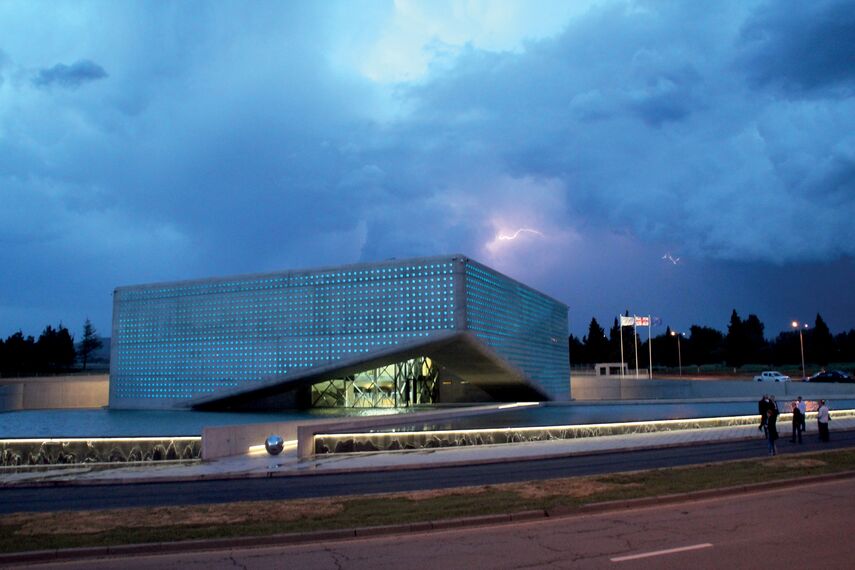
634, 316, 650, 326
620, 316, 635, 327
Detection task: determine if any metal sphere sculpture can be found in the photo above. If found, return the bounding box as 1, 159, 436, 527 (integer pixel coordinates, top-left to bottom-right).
264, 434, 285, 456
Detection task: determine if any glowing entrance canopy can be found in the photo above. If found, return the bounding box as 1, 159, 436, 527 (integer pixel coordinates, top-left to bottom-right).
311, 357, 438, 408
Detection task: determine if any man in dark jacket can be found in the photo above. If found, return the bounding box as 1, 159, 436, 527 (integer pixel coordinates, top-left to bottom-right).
767, 407, 779, 455
758, 395, 769, 436
790, 402, 803, 444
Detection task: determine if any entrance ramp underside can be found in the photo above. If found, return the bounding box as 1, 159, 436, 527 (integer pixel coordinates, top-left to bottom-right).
189, 331, 550, 410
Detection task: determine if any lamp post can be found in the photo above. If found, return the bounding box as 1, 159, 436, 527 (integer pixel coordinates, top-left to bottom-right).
792, 321, 808, 379
670, 330, 683, 377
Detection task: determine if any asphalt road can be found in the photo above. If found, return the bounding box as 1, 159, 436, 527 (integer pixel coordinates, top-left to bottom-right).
20, 474, 855, 569
3, 429, 855, 515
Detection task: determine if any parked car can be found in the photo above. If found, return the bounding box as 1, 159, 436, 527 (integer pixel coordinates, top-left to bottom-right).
805, 370, 854, 383
754, 371, 791, 382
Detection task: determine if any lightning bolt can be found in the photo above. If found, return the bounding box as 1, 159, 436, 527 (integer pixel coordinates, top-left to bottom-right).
497, 228, 545, 241
662, 253, 680, 265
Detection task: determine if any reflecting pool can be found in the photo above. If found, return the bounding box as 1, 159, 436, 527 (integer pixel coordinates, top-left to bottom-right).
0, 407, 407, 438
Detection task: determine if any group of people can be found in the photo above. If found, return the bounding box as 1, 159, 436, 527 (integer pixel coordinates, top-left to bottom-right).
758, 394, 831, 455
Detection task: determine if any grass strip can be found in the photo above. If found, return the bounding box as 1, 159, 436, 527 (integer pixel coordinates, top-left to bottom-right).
3, 447, 855, 554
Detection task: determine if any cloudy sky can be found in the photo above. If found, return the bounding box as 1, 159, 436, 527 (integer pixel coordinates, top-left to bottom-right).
1, 0, 854, 341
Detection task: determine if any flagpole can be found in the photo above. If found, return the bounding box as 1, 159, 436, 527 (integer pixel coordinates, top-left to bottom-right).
633, 319, 639, 379
648, 314, 653, 379
619, 318, 625, 378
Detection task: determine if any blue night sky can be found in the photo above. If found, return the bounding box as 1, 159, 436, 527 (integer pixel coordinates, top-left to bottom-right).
1, 0, 854, 340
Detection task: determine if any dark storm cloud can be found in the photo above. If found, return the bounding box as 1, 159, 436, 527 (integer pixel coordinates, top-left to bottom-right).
738, 0, 855, 95
32, 59, 107, 89
392, 0, 855, 264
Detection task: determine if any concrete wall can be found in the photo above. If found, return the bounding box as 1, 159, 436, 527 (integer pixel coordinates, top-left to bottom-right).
201, 403, 529, 460
202, 420, 304, 460
571, 376, 855, 401
0, 374, 109, 411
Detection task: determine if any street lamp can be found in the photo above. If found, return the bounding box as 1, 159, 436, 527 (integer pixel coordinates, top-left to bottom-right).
670, 330, 684, 377
792, 321, 808, 379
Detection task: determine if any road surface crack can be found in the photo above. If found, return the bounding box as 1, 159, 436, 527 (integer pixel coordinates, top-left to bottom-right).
326, 547, 350, 570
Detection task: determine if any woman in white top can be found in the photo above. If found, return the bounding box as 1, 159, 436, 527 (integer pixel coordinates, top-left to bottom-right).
817, 400, 830, 442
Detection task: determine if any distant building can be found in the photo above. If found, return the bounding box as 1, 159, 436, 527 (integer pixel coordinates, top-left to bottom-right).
110, 254, 569, 410
595, 363, 628, 376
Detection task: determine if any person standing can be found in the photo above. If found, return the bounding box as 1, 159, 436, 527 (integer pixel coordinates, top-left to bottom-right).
769, 394, 779, 418
790, 401, 803, 444
797, 396, 807, 433
758, 395, 769, 436
818, 400, 830, 442
767, 407, 779, 455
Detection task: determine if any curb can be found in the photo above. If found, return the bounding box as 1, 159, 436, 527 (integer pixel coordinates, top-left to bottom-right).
2, 470, 854, 566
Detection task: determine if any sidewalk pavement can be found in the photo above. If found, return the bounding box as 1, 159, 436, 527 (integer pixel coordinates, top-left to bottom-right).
4, 417, 853, 487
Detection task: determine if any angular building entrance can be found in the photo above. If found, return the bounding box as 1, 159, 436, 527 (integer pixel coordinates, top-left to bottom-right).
309, 357, 439, 408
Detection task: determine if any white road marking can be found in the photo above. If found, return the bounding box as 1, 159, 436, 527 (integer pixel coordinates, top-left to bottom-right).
611, 543, 713, 562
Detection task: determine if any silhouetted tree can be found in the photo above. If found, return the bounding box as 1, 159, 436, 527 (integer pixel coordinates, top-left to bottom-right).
687, 325, 725, 366
743, 314, 768, 364
582, 318, 609, 364
835, 330, 855, 362
660, 326, 676, 367
78, 318, 103, 371
1, 331, 37, 376
726, 310, 747, 367
639, 330, 674, 369
568, 334, 585, 365
36, 324, 75, 373
608, 317, 621, 362
811, 314, 835, 365
771, 331, 800, 365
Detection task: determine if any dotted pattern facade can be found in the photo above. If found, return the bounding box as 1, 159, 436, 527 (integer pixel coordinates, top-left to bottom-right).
110, 256, 569, 408
464, 260, 569, 400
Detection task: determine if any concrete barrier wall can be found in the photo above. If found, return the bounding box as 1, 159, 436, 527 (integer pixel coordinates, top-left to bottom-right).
294, 404, 519, 459
201, 421, 304, 460
0, 383, 24, 411
571, 377, 855, 401
0, 374, 109, 411
201, 404, 530, 460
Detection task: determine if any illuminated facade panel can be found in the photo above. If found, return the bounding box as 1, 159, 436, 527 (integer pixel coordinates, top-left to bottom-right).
465, 261, 569, 401
110, 255, 569, 409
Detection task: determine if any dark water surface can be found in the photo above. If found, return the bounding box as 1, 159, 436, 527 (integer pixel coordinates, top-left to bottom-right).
364, 398, 855, 433
0, 408, 403, 438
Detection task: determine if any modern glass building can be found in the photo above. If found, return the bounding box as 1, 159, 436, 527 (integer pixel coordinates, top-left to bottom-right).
110, 255, 569, 410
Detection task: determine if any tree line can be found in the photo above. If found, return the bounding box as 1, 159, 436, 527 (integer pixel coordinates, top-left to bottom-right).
570, 310, 855, 370
0, 319, 103, 377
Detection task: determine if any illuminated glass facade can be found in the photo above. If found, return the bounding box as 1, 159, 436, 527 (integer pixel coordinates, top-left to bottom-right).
465, 261, 569, 400
110, 255, 569, 409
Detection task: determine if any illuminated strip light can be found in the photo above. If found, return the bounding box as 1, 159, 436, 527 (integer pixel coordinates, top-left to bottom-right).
247, 440, 298, 456
314, 410, 855, 441
496, 402, 540, 410
0, 436, 200, 444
